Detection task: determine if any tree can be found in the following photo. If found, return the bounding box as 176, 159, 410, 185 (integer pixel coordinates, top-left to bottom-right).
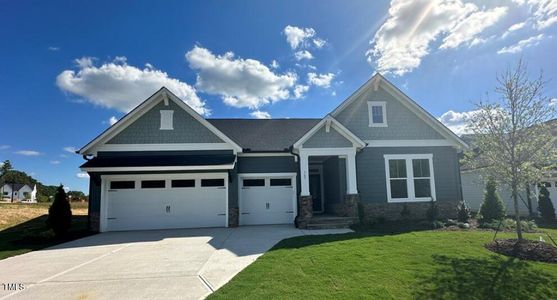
47, 185, 72, 236
479, 177, 505, 222
538, 185, 556, 221
464, 60, 557, 241
1, 160, 12, 175
457, 201, 470, 223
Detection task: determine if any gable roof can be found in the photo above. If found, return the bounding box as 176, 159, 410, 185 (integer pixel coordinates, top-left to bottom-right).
209, 119, 320, 152
292, 115, 366, 149
331, 73, 468, 149
78, 87, 242, 155
2, 183, 30, 191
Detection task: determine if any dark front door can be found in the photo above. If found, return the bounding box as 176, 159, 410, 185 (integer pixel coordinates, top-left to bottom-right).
309, 173, 323, 213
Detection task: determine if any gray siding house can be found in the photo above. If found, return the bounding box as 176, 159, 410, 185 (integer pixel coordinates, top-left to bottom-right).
79, 74, 468, 232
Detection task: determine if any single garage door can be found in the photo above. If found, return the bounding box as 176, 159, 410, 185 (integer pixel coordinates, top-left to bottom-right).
103, 174, 227, 231
239, 173, 297, 225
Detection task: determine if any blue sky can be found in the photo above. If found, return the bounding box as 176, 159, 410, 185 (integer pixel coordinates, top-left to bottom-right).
1, 0, 556, 192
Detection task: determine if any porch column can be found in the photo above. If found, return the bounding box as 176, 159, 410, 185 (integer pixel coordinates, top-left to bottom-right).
346, 151, 358, 194
300, 152, 310, 196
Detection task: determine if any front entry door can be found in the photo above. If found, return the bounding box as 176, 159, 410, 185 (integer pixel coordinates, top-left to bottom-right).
309, 173, 323, 213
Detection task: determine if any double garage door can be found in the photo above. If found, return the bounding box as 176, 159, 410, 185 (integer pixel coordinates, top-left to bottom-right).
103, 174, 228, 232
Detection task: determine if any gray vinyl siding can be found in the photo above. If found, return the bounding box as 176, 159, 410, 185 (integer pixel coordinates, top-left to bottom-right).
461, 170, 535, 216
302, 126, 352, 148
107, 100, 224, 144
335, 86, 444, 140
237, 156, 297, 173
356, 146, 462, 204
88, 173, 101, 231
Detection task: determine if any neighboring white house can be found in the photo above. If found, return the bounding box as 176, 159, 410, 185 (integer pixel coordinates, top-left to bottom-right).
1, 183, 37, 202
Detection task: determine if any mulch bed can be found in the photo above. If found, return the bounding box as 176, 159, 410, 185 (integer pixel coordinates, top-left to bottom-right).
486, 239, 557, 264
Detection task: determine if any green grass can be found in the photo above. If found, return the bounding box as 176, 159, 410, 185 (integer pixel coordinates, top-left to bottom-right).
210, 227, 557, 299
0, 202, 92, 260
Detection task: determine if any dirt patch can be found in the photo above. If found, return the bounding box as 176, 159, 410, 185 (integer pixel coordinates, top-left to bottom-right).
486, 239, 557, 264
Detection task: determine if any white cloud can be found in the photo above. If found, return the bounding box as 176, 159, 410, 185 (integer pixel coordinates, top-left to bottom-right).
0, 145, 10, 150
109, 116, 118, 125
313, 38, 326, 48
308, 72, 335, 88
502, 21, 527, 38
293, 84, 310, 98
283, 25, 316, 49
76, 172, 90, 179
438, 109, 480, 135
270, 60, 280, 69
497, 34, 545, 54
550, 98, 557, 106
514, 0, 557, 30
249, 110, 271, 119
294, 50, 314, 61
48, 46, 60, 51
50, 160, 61, 165
440, 7, 508, 49
368, 0, 507, 75
15, 150, 42, 156
185, 46, 298, 109
63, 146, 77, 153
57, 56, 208, 115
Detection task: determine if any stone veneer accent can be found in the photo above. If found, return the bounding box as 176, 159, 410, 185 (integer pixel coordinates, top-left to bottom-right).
361, 200, 458, 222
339, 194, 360, 218
296, 195, 313, 228
228, 207, 239, 227
89, 212, 100, 232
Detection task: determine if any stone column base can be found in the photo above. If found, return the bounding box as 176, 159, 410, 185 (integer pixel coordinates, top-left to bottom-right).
228, 207, 239, 227
340, 194, 360, 219
296, 195, 313, 229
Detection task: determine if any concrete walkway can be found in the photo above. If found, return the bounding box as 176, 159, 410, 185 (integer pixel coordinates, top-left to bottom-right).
0, 225, 351, 300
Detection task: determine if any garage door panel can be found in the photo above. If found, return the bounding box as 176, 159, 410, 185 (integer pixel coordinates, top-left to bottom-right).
104, 174, 227, 231
239, 175, 295, 225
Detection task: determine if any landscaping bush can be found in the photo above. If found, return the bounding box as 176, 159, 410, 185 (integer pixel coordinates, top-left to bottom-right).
479, 218, 537, 232
479, 177, 505, 223
538, 185, 556, 222
457, 201, 470, 223
46, 185, 72, 236
425, 199, 439, 222
400, 204, 411, 220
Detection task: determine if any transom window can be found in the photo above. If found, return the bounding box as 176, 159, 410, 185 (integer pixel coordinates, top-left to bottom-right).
110, 181, 135, 189
368, 101, 387, 127
201, 179, 225, 187
141, 180, 165, 189
384, 154, 435, 202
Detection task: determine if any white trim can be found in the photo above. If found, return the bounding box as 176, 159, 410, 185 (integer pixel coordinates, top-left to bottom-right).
237, 153, 293, 157
100, 172, 229, 232
81, 163, 235, 172
293, 115, 366, 149
368, 101, 387, 127
384, 154, 436, 203
330, 74, 468, 149
95, 143, 235, 152
365, 139, 457, 147
237, 173, 298, 226
79, 87, 242, 155
159, 110, 174, 130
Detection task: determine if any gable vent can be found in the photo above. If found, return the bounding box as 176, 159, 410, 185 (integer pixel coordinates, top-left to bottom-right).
160, 110, 174, 130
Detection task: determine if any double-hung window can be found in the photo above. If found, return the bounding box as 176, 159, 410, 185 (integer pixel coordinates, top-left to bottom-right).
368, 101, 387, 127
384, 154, 435, 202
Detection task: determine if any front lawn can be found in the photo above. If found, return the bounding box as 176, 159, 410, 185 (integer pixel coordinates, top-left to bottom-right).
0, 202, 91, 260
210, 227, 557, 299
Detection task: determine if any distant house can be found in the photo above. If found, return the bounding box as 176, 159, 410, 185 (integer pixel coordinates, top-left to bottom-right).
1, 183, 37, 202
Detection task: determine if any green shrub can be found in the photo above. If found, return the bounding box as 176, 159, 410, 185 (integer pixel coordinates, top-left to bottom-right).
400, 204, 411, 220
479, 177, 505, 223
538, 185, 556, 221
47, 185, 72, 236
479, 218, 537, 232
425, 200, 439, 222
457, 201, 470, 223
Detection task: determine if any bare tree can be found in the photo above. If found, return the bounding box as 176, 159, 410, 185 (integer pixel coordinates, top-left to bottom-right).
464, 60, 557, 241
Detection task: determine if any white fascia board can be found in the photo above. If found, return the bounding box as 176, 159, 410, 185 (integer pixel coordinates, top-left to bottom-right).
365, 139, 457, 147
293, 115, 365, 149
81, 163, 235, 172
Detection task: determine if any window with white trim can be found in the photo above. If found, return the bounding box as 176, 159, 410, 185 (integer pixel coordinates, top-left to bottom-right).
368, 101, 387, 127
160, 110, 174, 130
384, 154, 435, 202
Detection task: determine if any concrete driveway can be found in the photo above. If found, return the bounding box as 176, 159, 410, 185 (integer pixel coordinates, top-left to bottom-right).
0, 225, 351, 300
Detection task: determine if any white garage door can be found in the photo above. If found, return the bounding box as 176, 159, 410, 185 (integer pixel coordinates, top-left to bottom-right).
239, 173, 297, 225
102, 174, 227, 232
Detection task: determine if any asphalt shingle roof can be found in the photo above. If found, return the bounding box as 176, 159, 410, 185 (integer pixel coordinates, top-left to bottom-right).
208, 118, 320, 152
